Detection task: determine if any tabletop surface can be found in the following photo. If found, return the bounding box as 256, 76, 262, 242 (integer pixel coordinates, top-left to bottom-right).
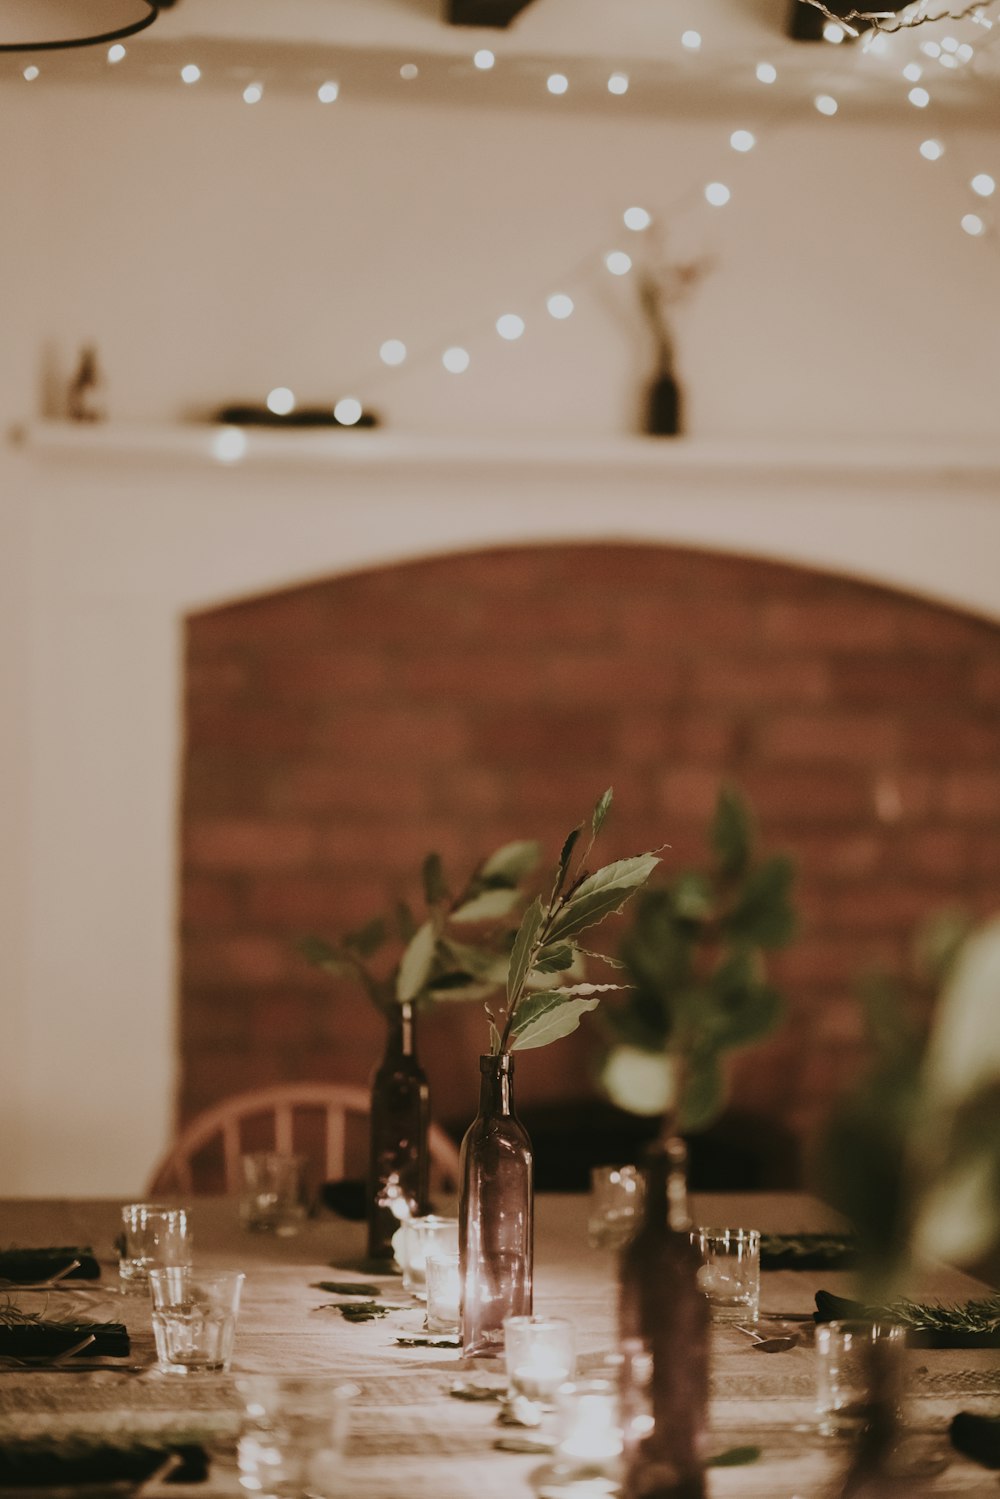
0, 1193, 997, 1498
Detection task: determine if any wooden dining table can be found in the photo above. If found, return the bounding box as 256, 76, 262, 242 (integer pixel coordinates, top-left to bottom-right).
0, 1193, 997, 1497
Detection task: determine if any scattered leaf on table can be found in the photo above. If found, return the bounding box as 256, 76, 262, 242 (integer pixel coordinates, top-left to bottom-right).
494, 1435, 556, 1454
311, 1281, 382, 1296
708, 1445, 762, 1467
395, 1334, 461, 1348
315, 1301, 391, 1322
450, 1380, 505, 1402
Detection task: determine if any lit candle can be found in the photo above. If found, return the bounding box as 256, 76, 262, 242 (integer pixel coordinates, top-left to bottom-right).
512, 1348, 572, 1401
425, 1253, 461, 1334
558, 1380, 624, 1465
504, 1316, 576, 1405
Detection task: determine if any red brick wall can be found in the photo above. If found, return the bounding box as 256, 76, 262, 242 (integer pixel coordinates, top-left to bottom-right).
180, 545, 1000, 1176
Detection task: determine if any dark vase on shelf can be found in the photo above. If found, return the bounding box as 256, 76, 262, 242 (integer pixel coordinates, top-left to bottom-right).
619, 1134, 709, 1499
366, 1000, 430, 1262
645, 367, 682, 437
459, 1053, 533, 1357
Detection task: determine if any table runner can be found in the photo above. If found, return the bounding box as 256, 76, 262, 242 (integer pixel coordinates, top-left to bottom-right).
0, 1194, 996, 1496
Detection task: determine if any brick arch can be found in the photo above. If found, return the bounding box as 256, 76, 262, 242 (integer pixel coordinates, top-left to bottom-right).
180, 542, 1000, 1181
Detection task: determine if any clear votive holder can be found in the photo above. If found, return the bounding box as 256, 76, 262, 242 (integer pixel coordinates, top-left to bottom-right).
425, 1252, 461, 1334
239, 1152, 308, 1236
119, 1203, 192, 1291
236, 1375, 358, 1499
148, 1266, 245, 1374
400, 1215, 459, 1300
504, 1315, 576, 1405
587, 1164, 644, 1250
556, 1377, 624, 1475
815, 1320, 907, 1437
691, 1226, 760, 1324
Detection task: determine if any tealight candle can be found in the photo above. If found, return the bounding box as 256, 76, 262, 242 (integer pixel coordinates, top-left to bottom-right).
425, 1252, 461, 1334
503, 1315, 576, 1405
557, 1378, 624, 1467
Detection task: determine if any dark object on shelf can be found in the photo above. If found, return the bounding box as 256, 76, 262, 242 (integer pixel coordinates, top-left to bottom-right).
67, 347, 107, 423
447, 0, 536, 26
0, 1247, 100, 1283
0, 1, 160, 52
646, 370, 682, 437
786, 0, 907, 40
215, 405, 378, 429
950, 1413, 1000, 1469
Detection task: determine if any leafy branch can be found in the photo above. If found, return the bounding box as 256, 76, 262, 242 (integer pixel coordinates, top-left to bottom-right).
600, 785, 796, 1131
489, 788, 660, 1055
299, 840, 540, 1017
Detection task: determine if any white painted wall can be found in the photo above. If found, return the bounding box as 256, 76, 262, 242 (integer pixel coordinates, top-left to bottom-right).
0, 54, 997, 1194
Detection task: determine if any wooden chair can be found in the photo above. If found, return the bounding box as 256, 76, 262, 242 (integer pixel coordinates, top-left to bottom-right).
147, 1081, 462, 1195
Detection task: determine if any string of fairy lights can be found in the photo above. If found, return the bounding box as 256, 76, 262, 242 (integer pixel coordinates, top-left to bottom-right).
11, 15, 998, 438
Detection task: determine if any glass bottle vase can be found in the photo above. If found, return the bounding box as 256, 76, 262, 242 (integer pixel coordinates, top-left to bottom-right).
618, 1134, 709, 1499
366, 1001, 430, 1262
459, 1053, 533, 1357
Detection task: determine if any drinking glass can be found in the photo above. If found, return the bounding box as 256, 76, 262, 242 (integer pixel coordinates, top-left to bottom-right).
503, 1314, 576, 1403
587, 1164, 644, 1249
691, 1226, 760, 1323
149, 1267, 245, 1373
119, 1203, 191, 1291
815, 1320, 907, 1437
236, 1375, 358, 1499
240, 1152, 308, 1236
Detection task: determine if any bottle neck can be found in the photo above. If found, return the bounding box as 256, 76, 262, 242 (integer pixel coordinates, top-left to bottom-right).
387, 1001, 417, 1058
643, 1136, 692, 1233
477, 1052, 515, 1117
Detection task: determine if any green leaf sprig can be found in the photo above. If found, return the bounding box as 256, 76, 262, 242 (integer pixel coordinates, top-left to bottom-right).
600, 784, 796, 1131
299, 840, 541, 1017
488, 789, 660, 1056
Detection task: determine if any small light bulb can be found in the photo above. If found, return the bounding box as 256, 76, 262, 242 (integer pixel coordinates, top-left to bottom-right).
379, 339, 407, 366
814, 94, 838, 116
107, 44, 126, 63
902, 62, 923, 81
212, 427, 247, 464
623, 206, 652, 231
547, 73, 568, 95
266, 387, 295, 416
442, 347, 470, 373
865, 32, 890, 54
756, 62, 777, 84
496, 313, 525, 340
681, 30, 701, 50
22, 64, 40, 81
181, 64, 201, 84
546, 293, 574, 319
956, 43, 974, 62
317, 81, 339, 103
399, 63, 419, 80
605, 250, 632, 276
473, 49, 495, 70
823, 21, 846, 42
705, 182, 731, 206
908, 86, 930, 107
921, 40, 942, 57
961, 213, 985, 236
607, 72, 629, 95
971, 173, 996, 197
333, 397, 363, 426
919, 139, 945, 160
938, 53, 958, 68
243, 82, 263, 104
730, 129, 755, 152
940, 34, 959, 52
